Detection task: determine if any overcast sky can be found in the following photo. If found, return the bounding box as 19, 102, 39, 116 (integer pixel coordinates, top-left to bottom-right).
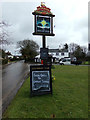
1, 0, 89, 55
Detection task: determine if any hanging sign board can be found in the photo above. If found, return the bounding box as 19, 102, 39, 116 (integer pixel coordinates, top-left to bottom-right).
32, 3, 55, 36
30, 65, 52, 96
36, 15, 51, 33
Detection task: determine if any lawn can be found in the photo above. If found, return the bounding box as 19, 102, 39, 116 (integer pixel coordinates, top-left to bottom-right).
3, 65, 88, 118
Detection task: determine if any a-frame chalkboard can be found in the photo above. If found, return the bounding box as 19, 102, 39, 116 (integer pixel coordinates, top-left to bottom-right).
30, 65, 52, 96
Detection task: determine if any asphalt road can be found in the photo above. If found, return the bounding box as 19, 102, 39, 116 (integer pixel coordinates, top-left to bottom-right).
2, 60, 30, 113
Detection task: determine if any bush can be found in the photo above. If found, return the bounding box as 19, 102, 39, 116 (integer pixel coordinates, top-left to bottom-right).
83, 61, 90, 65
2, 59, 8, 65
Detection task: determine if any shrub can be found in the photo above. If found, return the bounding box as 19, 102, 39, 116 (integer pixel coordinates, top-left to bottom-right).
2, 59, 8, 65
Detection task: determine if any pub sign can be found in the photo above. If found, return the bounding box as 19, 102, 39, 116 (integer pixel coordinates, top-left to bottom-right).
32, 2, 55, 36
36, 15, 50, 33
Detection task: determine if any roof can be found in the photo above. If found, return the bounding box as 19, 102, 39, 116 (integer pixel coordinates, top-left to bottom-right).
6, 51, 12, 55
32, 2, 55, 17
49, 49, 68, 53
35, 55, 40, 58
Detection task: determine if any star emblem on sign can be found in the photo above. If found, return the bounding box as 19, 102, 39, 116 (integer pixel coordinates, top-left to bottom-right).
40, 19, 47, 27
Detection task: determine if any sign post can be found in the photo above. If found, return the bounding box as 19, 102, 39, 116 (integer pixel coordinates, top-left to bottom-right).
42, 35, 46, 48
30, 2, 55, 96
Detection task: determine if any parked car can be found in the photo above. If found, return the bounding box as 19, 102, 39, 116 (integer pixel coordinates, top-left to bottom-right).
59, 57, 82, 65
59, 58, 71, 65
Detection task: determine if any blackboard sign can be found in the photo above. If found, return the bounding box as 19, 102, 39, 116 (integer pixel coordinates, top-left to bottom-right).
40, 48, 48, 60
32, 71, 50, 91
30, 65, 52, 96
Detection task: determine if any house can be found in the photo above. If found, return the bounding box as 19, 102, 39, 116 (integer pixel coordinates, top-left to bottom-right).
5, 51, 14, 59
35, 54, 41, 63
49, 48, 69, 62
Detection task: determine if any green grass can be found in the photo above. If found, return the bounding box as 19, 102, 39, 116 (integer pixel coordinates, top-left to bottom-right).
3, 65, 88, 118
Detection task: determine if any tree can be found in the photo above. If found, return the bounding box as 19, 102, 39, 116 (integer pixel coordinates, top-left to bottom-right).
74, 45, 86, 60
17, 39, 39, 62
59, 43, 68, 52
64, 43, 68, 49
0, 21, 11, 46
69, 44, 86, 60
68, 43, 87, 61
68, 43, 78, 53
2, 49, 6, 58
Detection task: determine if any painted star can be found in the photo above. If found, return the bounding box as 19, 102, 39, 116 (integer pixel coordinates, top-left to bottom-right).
41, 19, 47, 27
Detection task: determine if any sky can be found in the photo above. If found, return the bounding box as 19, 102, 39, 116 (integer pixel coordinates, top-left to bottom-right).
1, 0, 89, 55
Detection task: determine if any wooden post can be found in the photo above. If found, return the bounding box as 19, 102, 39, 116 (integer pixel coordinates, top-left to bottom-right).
42, 35, 46, 48
42, 35, 46, 65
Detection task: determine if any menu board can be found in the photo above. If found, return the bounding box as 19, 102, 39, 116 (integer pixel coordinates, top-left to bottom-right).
32, 71, 50, 91
30, 65, 52, 96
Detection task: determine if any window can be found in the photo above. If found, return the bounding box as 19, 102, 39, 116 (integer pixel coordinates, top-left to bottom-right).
67, 59, 71, 61
62, 59, 66, 62
61, 52, 64, 56
56, 52, 59, 56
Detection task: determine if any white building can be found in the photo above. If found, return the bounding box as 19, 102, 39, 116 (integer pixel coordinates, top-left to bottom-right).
49, 49, 69, 61
35, 54, 41, 63
35, 48, 69, 63
86, 43, 90, 57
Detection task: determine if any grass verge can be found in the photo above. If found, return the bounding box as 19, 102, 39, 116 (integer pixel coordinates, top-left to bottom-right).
3, 65, 88, 118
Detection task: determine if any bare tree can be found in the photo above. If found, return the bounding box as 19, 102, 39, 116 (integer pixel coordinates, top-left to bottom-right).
0, 21, 11, 45
68, 43, 78, 53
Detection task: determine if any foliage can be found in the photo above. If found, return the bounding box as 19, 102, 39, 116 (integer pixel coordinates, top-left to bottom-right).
59, 43, 68, 52
73, 45, 86, 60
2, 49, 6, 58
64, 43, 68, 49
17, 39, 39, 62
52, 74, 56, 81
82, 61, 90, 65
2, 59, 8, 65
68, 43, 87, 61
3, 66, 88, 118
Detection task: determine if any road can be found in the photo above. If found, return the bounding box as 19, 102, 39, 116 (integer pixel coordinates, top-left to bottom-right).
2, 60, 30, 113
